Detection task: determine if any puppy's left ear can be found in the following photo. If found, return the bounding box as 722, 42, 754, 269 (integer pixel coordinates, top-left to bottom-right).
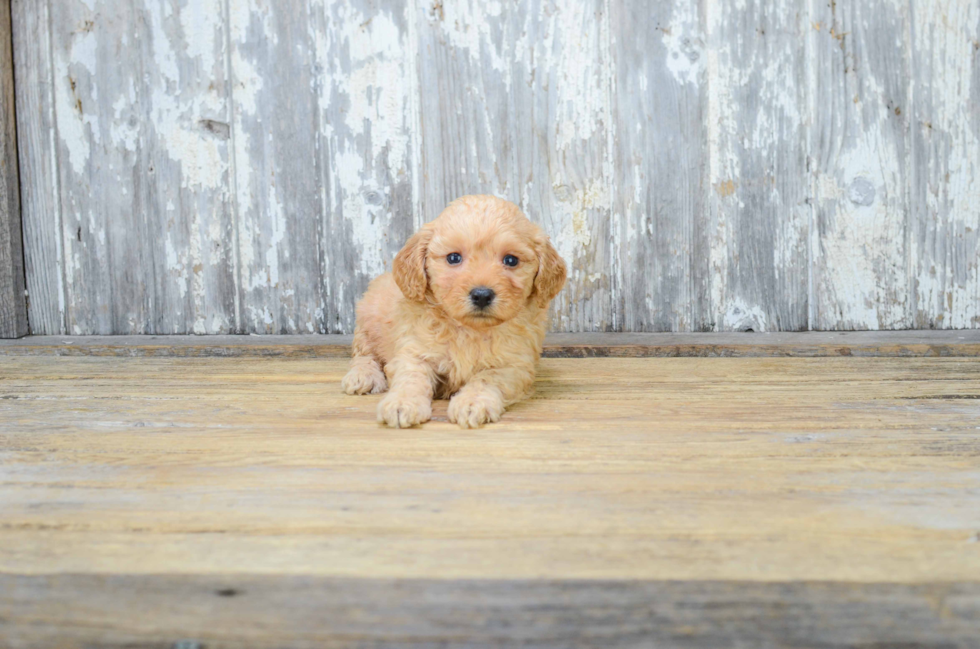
532, 234, 567, 308
393, 227, 432, 302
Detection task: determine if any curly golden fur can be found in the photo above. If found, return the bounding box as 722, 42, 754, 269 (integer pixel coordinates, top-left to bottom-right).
342, 195, 567, 428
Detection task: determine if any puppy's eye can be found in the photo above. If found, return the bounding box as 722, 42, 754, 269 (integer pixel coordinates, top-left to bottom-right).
447, 252, 463, 265
503, 254, 519, 267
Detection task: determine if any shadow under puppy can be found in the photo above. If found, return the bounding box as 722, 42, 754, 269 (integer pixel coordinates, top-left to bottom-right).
343, 195, 567, 428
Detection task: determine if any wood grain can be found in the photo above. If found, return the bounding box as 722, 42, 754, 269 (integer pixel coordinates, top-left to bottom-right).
705, 0, 809, 332
10, 0, 62, 335
911, 0, 980, 329
311, 0, 419, 334
3, 575, 979, 648
1, 354, 979, 644
1, 330, 980, 357
610, 0, 707, 332
9, 0, 980, 334
135, 0, 238, 335
46, 0, 147, 334
229, 0, 324, 335
810, 0, 913, 330
0, 0, 26, 339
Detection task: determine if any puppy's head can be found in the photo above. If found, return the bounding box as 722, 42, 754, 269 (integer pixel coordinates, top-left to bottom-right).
393, 195, 566, 328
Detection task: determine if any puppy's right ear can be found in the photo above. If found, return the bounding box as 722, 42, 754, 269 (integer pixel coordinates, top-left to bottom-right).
393, 227, 432, 302
532, 234, 567, 308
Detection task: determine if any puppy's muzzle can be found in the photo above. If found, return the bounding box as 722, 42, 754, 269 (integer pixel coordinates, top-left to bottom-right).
469, 287, 495, 310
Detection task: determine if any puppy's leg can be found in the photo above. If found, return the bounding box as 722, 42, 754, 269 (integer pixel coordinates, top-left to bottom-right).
342, 329, 388, 395
377, 355, 435, 428
449, 365, 535, 429
342, 355, 388, 395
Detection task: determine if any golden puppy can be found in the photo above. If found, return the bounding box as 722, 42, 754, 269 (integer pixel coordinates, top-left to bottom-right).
342, 195, 566, 428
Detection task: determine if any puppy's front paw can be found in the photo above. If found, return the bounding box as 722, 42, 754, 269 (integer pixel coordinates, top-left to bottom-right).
378, 393, 432, 428
342, 359, 388, 395
448, 389, 504, 429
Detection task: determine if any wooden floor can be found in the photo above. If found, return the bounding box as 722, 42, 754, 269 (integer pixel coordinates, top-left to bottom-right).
2, 335, 980, 647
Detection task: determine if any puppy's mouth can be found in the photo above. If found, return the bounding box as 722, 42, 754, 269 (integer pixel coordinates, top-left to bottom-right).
465, 311, 504, 324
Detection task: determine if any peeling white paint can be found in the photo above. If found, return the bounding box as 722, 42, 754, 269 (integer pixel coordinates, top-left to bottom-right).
815, 122, 907, 329
807, 0, 918, 330
264, 184, 285, 289
146, 2, 228, 191
21, 0, 980, 334
912, 0, 980, 329
549, 1, 608, 151
179, 1, 223, 74
165, 235, 189, 299
723, 298, 768, 332
705, 0, 737, 327
705, 0, 809, 331
553, 177, 610, 270
229, 0, 275, 46
334, 147, 387, 278
109, 84, 139, 152
436, 0, 511, 87
56, 30, 101, 176
188, 209, 208, 333
663, 1, 702, 86
314, 1, 414, 284
333, 10, 407, 171
231, 50, 263, 116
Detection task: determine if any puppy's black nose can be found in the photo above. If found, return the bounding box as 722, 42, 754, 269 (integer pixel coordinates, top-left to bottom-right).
469, 287, 495, 309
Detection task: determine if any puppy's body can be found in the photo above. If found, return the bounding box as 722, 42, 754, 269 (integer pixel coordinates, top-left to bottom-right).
343, 195, 566, 428
351, 272, 546, 399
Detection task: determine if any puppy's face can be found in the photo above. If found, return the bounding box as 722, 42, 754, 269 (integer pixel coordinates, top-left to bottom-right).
393, 196, 566, 329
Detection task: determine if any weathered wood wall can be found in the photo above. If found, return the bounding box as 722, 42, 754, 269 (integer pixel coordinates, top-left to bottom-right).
10, 0, 980, 335
0, 0, 27, 338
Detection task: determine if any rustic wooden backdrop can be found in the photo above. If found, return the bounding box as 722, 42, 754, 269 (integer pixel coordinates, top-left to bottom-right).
0, 0, 27, 338
10, 0, 980, 335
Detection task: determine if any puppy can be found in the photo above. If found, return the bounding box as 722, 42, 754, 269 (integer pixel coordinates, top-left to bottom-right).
342, 195, 567, 428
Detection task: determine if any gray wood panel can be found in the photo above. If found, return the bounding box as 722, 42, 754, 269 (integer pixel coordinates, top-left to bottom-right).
135, 0, 238, 334
810, 0, 912, 330
48, 0, 147, 334
3, 575, 979, 648
704, 0, 810, 332
911, 0, 980, 329
229, 0, 323, 334
311, 0, 419, 334
0, 0, 26, 338
611, 0, 707, 332
10, 0, 980, 334
11, 0, 62, 335
3, 330, 980, 358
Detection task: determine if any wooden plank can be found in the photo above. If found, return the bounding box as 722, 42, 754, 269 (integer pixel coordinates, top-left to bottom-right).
610, 0, 707, 332
48, 0, 151, 334
810, 0, 912, 330
309, 0, 418, 334
416, 0, 615, 332
9, 1, 980, 335
1, 355, 979, 582
1, 355, 979, 645
911, 0, 980, 329
704, 0, 809, 332
45, 1, 237, 335
229, 0, 323, 334
541, 330, 980, 358
133, 1, 237, 334
2, 330, 980, 357
0, 0, 26, 338
10, 0, 63, 335
2, 575, 979, 648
